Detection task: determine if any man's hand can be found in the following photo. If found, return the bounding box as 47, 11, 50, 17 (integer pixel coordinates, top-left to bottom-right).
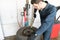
27, 34, 38, 40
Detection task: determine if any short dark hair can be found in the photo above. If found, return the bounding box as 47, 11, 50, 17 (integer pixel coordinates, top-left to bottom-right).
31, 0, 43, 4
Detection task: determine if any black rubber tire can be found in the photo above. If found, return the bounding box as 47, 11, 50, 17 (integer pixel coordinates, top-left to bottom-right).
16, 27, 37, 40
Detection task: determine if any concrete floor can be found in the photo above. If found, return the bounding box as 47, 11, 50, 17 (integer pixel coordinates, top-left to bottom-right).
4, 35, 16, 40
4, 33, 60, 40
58, 32, 60, 40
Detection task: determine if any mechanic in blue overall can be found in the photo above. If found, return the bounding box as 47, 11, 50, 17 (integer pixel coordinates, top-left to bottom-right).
31, 0, 57, 40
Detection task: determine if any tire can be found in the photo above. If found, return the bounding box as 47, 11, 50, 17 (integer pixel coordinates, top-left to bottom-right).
16, 27, 38, 40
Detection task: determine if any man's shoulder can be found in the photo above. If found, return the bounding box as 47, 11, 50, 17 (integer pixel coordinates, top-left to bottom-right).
46, 3, 57, 12
44, 1, 56, 9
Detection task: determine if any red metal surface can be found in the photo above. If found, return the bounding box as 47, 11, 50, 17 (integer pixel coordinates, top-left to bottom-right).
50, 23, 60, 38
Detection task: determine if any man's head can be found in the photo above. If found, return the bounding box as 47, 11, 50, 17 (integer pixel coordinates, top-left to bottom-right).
31, 0, 43, 4
31, 0, 44, 10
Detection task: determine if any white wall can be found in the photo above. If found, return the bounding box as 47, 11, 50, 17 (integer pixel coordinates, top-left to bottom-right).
0, 0, 20, 37
47, 0, 60, 6
0, 22, 4, 40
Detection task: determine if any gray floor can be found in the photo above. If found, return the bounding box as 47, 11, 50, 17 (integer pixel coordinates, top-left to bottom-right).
4, 33, 60, 40
58, 32, 60, 40
4, 35, 16, 40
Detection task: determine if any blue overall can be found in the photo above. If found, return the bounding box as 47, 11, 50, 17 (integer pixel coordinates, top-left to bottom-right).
34, 2, 57, 40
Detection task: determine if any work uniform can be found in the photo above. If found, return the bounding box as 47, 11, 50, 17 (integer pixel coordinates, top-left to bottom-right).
34, 1, 57, 40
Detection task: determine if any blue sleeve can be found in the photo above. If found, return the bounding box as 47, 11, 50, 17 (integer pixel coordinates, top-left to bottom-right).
36, 7, 57, 35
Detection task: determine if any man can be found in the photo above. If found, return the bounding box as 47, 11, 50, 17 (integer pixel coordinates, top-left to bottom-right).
31, 0, 57, 40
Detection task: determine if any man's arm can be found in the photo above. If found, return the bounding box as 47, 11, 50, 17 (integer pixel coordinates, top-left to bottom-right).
36, 7, 57, 35
29, 9, 37, 27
